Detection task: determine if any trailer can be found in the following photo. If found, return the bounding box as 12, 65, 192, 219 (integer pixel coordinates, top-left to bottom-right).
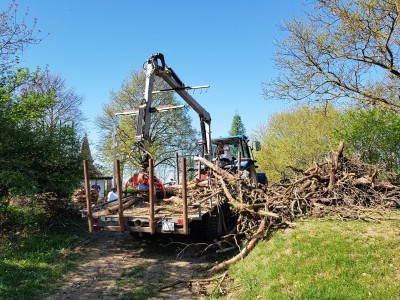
80, 53, 255, 239
82, 158, 234, 241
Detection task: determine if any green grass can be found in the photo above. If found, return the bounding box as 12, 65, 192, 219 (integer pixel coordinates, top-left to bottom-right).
224, 211, 400, 300
0, 206, 88, 300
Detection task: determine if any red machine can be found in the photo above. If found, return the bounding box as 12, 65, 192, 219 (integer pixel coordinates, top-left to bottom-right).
125, 172, 166, 198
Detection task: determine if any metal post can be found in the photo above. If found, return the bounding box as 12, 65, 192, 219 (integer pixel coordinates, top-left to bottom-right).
238, 151, 242, 172
181, 157, 189, 235
83, 160, 93, 232
148, 158, 156, 235
198, 159, 202, 180
112, 121, 118, 188
115, 160, 125, 232
175, 152, 180, 184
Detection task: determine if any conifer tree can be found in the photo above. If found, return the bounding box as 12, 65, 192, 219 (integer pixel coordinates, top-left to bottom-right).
80, 134, 97, 176
229, 112, 246, 136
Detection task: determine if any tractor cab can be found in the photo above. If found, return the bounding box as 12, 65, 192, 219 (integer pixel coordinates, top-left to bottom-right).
212, 135, 256, 170
192, 135, 266, 185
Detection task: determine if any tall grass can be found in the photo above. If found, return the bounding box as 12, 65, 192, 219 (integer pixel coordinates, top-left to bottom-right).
225, 212, 400, 300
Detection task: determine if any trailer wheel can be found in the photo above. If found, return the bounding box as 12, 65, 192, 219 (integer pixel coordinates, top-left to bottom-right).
203, 203, 236, 242
204, 214, 219, 241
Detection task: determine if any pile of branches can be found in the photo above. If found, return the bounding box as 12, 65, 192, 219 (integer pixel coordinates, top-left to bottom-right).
36, 192, 82, 229
71, 189, 99, 209
193, 142, 400, 273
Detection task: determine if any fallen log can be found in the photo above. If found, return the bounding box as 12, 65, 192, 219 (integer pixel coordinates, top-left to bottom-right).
106, 197, 142, 214
328, 141, 344, 191
196, 157, 236, 181
187, 179, 210, 189
208, 218, 267, 274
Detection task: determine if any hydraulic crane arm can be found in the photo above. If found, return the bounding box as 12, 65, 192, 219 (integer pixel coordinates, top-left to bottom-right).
136, 53, 212, 162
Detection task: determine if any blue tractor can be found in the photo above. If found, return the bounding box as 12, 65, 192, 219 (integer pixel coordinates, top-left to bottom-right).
212, 135, 267, 184
195, 134, 267, 185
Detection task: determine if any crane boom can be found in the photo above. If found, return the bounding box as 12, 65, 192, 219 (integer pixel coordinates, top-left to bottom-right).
136, 53, 212, 162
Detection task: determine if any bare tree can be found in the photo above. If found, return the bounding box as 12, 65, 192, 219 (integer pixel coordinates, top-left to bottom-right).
264, 0, 400, 113
0, 0, 45, 72
24, 70, 85, 127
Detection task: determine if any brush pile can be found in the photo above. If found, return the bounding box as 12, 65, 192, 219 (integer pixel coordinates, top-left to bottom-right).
71, 189, 99, 208
198, 142, 399, 222
190, 142, 400, 272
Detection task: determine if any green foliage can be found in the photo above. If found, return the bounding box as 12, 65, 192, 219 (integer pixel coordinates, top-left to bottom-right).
0, 122, 82, 200
0, 207, 87, 300
0, 68, 83, 202
336, 107, 400, 175
253, 104, 339, 182
79, 134, 97, 176
227, 214, 400, 300
229, 112, 246, 136
0, 122, 37, 199
33, 126, 82, 197
0, 68, 55, 122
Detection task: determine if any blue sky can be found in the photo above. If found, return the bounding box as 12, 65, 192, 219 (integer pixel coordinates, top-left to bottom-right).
4, 0, 308, 155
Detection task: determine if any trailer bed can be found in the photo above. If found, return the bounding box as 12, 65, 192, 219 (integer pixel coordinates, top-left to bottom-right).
91, 192, 219, 235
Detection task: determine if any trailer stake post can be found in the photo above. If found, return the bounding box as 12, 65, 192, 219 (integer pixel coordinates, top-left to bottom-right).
182, 157, 189, 235
149, 158, 156, 235
83, 160, 93, 232
175, 152, 180, 184
197, 158, 202, 180
115, 159, 125, 232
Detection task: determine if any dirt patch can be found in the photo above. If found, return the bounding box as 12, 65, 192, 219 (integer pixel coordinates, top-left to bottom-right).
46, 231, 217, 299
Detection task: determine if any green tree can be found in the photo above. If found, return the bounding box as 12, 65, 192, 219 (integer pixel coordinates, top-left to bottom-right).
253, 104, 340, 182
0, 68, 55, 122
336, 106, 400, 174
229, 112, 246, 136
79, 134, 97, 176
264, 0, 400, 113
30, 124, 82, 197
97, 70, 198, 179
0, 68, 83, 202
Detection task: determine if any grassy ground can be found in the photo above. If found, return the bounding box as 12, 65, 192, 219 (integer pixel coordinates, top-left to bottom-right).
2, 206, 400, 299
0, 206, 88, 299
221, 210, 400, 300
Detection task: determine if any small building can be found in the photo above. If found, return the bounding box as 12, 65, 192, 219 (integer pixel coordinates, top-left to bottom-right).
89, 172, 113, 199
79, 134, 113, 199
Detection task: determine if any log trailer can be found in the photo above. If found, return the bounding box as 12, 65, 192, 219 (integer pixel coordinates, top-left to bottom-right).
85, 53, 260, 239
